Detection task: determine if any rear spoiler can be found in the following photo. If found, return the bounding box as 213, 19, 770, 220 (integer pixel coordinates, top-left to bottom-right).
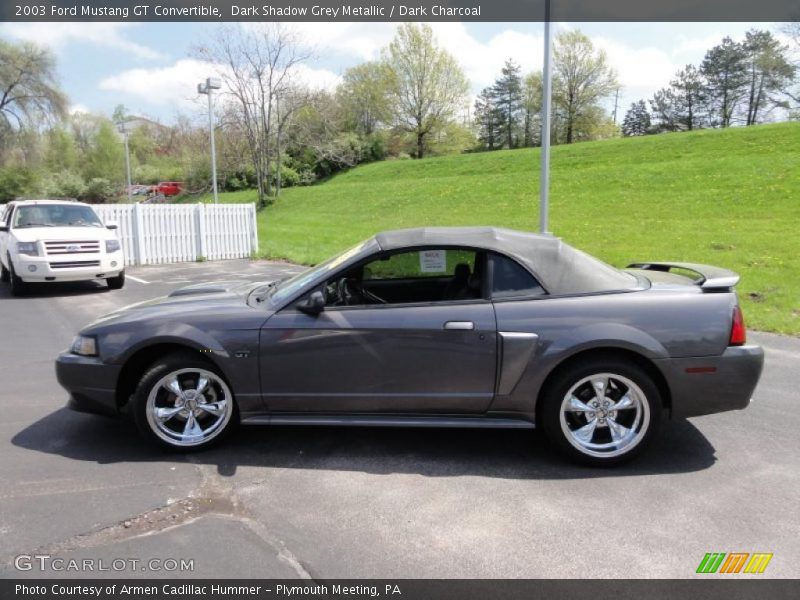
627, 262, 740, 290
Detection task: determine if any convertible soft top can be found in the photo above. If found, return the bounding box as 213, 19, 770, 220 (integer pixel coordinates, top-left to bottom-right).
374, 227, 640, 295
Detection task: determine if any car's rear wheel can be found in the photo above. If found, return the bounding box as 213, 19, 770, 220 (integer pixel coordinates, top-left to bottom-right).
132, 353, 238, 451
540, 358, 661, 466
107, 271, 125, 290
8, 259, 28, 297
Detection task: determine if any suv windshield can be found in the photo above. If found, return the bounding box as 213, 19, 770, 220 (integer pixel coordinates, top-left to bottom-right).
13, 204, 103, 228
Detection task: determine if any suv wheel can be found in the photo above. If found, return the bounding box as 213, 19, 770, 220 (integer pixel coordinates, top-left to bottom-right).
132, 353, 238, 451
8, 259, 28, 296
107, 271, 125, 290
539, 358, 661, 466
0, 259, 8, 283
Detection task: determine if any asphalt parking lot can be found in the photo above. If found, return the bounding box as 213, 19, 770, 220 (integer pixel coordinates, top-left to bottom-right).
0, 258, 798, 579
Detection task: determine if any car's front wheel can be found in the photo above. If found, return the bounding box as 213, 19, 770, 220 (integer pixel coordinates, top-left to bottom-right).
0, 259, 9, 282
132, 353, 238, 450
539, 358, 661, 466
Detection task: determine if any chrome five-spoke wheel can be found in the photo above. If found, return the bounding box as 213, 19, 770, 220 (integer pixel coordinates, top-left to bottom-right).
142, 365, 234, 448
559, 373, 650, 459
541, 359, 661, 466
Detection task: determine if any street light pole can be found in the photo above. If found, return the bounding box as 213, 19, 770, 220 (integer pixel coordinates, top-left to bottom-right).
198, 77, 222, 204
540, 0, 553, 235
117, 121, 133, 203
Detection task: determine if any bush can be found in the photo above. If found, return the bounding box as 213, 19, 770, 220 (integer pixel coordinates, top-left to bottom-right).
0, 167, 37, 203
275, 165, 300, 188
80, 178, 117, 203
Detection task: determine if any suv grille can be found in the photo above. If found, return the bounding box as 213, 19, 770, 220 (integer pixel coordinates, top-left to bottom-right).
49, 260, 101, 269
44, 240, 101, 255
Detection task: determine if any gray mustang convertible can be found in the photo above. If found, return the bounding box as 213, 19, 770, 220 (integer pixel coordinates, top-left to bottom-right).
56, 227, 764, 465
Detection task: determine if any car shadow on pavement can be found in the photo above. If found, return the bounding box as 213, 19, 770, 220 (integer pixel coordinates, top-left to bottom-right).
0, 280, 110, 299
12, 408, 717, 479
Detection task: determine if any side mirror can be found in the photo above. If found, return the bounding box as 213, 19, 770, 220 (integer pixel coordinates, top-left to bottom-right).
297, 290, 325, 316
0, 224, 7, 232
106, 221, 118, 230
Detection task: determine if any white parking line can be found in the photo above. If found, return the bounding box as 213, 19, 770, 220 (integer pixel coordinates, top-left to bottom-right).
126, 274, 150, 284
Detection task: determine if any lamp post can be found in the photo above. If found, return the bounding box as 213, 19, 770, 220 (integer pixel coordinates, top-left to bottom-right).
117, 121, 133, 203
539, 0, 553, 235
197, 77, 222, 204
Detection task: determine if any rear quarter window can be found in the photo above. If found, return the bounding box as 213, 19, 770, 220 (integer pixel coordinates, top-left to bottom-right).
491, 253, 545, 298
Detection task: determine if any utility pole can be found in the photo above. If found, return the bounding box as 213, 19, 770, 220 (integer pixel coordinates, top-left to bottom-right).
612, 87, 620, 123
117, 121, 133, 203
539, 0, 553, 235
197, 77, 222, 204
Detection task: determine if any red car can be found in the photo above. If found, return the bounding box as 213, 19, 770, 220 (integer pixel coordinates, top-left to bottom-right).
156, 181, 183, 197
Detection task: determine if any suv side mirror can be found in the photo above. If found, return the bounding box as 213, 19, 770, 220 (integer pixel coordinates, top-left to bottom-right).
297, 290, 325, 316
0, 224, 8, 232
106, 221, 118, 230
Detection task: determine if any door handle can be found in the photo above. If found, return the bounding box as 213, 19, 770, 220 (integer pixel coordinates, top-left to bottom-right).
443, 321, 475, 330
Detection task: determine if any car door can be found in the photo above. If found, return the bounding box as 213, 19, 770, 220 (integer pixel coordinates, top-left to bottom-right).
259, 248, 498, 414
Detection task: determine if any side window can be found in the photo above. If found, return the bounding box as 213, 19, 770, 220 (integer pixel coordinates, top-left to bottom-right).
2, 206, 12, 227
491, 253, 545, 298
362, 248, 476, 281
326, 248, 484, 306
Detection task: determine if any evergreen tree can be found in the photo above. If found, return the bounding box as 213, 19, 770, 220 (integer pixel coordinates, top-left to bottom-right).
701, 37, 748, 127
621, 100, 651, 136
492, 59, 523, 148
474, 87, 502, 150
650, 65, 707, 132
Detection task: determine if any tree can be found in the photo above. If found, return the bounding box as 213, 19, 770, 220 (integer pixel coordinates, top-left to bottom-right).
473, 87, 502, 150
43, 126, 77, 172
650, 65, 707, 132
0, 40, 66, 137
742, 30, 795, 125
492, 59, 523, 148
521, 72, 542, 147
197, 23, 310, 205
84, 120, 124, 184
337, 62, 391, 136
621, 100, 651, 136
382, 23, 469, 159
552, 30, 618, 144
701, 37, 749, 127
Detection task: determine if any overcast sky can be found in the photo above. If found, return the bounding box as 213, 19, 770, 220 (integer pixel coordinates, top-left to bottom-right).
0, 21, 784, 124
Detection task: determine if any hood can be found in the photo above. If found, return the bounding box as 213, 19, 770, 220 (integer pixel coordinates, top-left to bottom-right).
85, 279, 275, 330
12, 226, 115, 243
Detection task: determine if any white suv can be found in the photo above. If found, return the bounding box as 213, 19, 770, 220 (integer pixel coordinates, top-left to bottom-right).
0, 200, 125, 296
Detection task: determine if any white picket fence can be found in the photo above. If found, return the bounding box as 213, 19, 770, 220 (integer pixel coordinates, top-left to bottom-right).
94, 203, 258, 266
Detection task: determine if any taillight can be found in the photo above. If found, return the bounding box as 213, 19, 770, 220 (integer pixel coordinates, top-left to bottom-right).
729, 306, 746, 346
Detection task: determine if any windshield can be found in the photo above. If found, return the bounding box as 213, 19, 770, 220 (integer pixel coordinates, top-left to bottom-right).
269, 240, 373, 305
13, 204, 103, 228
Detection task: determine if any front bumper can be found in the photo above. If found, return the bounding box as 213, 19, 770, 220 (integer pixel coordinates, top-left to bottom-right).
16, 251, 124, 283
657, 345, 765, 419
55, 351, 121, 417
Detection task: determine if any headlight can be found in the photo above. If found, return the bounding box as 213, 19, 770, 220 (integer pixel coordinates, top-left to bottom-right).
16, 242, 38, 256
106, 240, 121, 253
70, 335, 98, 356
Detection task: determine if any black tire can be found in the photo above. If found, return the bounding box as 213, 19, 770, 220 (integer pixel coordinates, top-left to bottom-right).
539, 357, 662, 467
107, 270, 125, 290
8, 259, 28, 297
0, 259, 9, 282
132, 352, 239, 451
